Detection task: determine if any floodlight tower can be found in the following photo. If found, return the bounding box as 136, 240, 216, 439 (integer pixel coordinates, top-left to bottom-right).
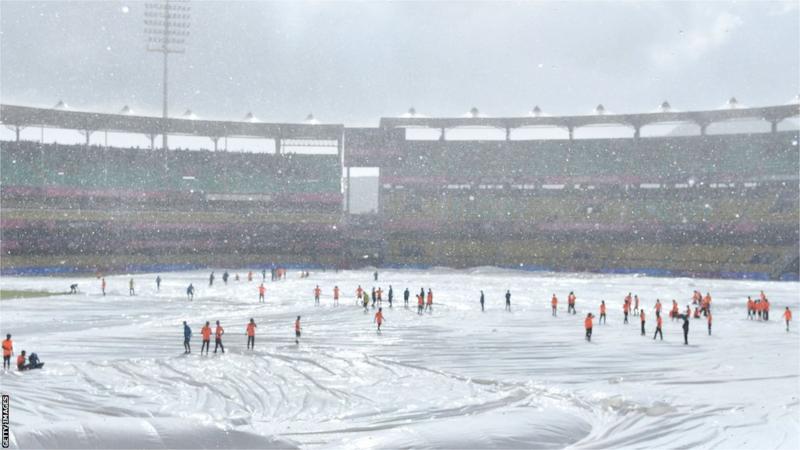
144, 0, 191, 151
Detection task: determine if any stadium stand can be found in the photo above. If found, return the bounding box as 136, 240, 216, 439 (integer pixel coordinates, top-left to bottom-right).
1, 103, 798, 279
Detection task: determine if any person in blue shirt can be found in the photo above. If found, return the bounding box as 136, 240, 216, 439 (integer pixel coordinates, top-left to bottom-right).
183, 321, 192, 354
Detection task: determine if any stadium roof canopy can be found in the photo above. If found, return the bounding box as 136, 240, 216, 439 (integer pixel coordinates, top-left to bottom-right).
0, 104, 344, 140
379, 103, 799, 135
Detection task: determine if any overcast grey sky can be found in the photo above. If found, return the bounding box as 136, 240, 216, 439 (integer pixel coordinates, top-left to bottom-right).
1, 1, 798, 125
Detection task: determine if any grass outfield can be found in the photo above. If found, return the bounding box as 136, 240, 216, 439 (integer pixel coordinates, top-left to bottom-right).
0, 289, 65, 300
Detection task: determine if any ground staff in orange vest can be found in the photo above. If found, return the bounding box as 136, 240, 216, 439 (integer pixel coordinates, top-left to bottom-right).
551, 294, 558, 316
2, 334, 13, 370
374, 307, 385, 332
258, 284, 266, 303
653, 315, 663, 340
599, 301, 606, 324
567, 292, 576, 315
640, 310, 646, 336
246, 318, 257, 350
584, 313, 594, 342
707, 312, 712, 336
417, 294, 424, 315
623, 301, 630, 324
333, 286, 340, 307
314, 285, 321, 306
783, 307, 792, 332
201, 322, 211, 355
214, 321, 225, 354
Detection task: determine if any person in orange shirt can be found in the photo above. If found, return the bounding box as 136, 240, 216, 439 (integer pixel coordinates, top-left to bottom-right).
633, 295, 640, 315
640, 309, 646, 336
783, 307, 792, 332
623, 300, 630, 324
374, 307, 386, 332
567, 292, 576, 315
653, 314, 663, 340
314, 285, 321, 306
356, 286, 364, 306
333, 286, 340, 307
426, 289, 433, 313
258, 283, 266, 303
16, 351, 26, 371
747, 296, 754, 320
417, 294, 424, 315
101, 277, 106, 296
246, 318, 257, 350
702, 293, 712, 316
671, 300, 679, 321
763, 299, 770, 321
707, 311, 712, 336
201, 321, 212, 355
584, 313, 594, 342
599, 301, 607, 324
377, 287, 383, 306
551, 294, 558, 317
214, 320, 225, 354
2, 334, 13, 370
294, 316, 302, 344
654, 299, 662, 317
